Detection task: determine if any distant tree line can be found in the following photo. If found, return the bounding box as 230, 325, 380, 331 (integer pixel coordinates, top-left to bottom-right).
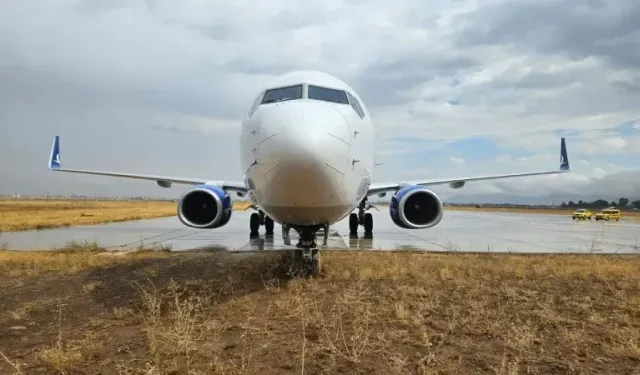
560, 198, 640, 210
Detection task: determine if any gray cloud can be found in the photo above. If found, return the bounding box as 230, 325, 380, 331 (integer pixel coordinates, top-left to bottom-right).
0, 63, 252, 129
446, 170, 640, 205
354, 55, 480, 107
1, 0, 639, 201
613, 77, 640, 94
455, 0, 640, 69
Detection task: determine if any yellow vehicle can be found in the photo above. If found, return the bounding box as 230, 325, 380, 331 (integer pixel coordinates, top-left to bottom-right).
572, 208, 592, 220
595, 208, 621, 221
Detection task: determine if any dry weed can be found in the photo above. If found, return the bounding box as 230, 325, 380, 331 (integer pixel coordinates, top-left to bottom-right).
0, 250, 638, 374
0, 241, 171, 277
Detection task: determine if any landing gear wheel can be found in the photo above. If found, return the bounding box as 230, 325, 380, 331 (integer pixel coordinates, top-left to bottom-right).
363, 212, 373, 234
349, 213, 359, 234
282, 224, 291, 246
289, 249, 321, 277
250, 213, 260, 234
309, 250, 321, 277
264, 216, 274, 235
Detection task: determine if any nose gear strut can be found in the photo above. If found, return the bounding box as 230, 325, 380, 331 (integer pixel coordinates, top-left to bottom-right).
283, 223, 328, 277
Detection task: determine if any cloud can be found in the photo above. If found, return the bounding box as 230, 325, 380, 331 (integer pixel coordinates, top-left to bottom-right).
449, 156, 465, 165
444, 169, 640, 205
0, 0, 639, 202
454, 0, 640, 70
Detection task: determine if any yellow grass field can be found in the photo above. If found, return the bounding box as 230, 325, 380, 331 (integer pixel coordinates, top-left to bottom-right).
0, 199, 252, 232
0, 244, 638, 374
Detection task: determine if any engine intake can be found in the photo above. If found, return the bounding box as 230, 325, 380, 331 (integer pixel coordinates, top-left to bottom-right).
177, 185, 232, 229
389, 185, 444, 229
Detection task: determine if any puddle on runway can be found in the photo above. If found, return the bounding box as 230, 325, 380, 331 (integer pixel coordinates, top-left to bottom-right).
1, 209, 639, 254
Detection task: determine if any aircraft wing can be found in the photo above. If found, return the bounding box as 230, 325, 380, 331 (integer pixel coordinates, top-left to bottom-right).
367, 137, 570, 196
47, 136, 248, 193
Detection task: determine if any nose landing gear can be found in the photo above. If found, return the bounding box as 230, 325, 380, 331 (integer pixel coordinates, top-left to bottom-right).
291, 248, 320, 278
246, 205, 326, 277
284, 223, 328, 277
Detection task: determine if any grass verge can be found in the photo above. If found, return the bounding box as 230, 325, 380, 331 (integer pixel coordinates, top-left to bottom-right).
0, 199, 251, 232
0, 246, 638, 374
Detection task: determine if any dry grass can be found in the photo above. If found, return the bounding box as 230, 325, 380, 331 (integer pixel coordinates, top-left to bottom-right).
0, 240, 171, 278
0, 199, 252, 232
1, 248, 639, 374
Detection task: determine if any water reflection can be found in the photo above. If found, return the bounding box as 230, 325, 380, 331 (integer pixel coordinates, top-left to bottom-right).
248, 233, 275, 251
245, 232, 376, 251
347, 233, 374, 250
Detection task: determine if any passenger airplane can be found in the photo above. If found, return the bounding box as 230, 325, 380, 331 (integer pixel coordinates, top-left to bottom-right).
48, 70, 571, 275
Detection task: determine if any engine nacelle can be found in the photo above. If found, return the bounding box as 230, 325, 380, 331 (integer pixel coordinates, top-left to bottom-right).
177, 185, 233, 229
389, 185, 444, 229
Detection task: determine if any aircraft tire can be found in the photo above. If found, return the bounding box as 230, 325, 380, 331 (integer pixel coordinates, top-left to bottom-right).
349, 213, 359, 234
264, 216, 275, 235
250, 213, 260, 234
363, 213, 373, 234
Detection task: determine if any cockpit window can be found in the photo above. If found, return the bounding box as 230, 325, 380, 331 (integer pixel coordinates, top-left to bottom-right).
308, 85, 349, 104
247, 92, 264, 117
346, 91, 365, 119
261, 85, 303, 104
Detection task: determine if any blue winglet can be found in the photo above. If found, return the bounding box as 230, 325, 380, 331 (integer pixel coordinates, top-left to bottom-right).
559, 137, 570, 171
49, 136, 61, 170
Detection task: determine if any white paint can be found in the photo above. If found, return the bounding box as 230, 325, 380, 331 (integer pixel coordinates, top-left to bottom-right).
240, 71, 373, 225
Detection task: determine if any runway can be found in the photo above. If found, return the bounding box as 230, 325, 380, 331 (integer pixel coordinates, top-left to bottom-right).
1, 209, 639, 253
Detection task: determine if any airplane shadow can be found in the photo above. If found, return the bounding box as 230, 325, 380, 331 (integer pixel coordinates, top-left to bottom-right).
84, 241, 295, 312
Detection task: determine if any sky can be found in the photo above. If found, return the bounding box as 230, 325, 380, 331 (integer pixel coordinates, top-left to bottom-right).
1, 0, 639, 204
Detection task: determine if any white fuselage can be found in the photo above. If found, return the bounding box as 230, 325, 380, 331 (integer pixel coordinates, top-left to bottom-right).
240, 71, 374, 226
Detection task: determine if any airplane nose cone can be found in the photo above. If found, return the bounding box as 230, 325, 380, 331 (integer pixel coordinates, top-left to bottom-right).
259, 101, 350, 169
255, 101, 352, 215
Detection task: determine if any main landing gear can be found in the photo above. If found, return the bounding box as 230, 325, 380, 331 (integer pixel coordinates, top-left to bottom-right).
282, 223, 328, 277
349, 197, 377, 235
246, 205, 274, 236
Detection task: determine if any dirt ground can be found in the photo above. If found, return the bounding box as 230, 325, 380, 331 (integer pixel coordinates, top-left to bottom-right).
1, 247, 638, 374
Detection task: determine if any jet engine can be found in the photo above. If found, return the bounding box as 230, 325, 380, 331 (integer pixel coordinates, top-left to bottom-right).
177, 185, 233, 229
389, 185, 444, 229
